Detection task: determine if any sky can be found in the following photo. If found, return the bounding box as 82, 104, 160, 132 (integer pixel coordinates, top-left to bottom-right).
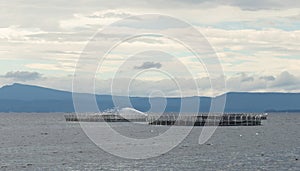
0, 0, 300, 97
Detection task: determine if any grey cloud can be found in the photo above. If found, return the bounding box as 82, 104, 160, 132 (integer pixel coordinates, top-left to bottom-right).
2, 71, 43, 81
134, 62, 162, 69
241, 76, 254, 82
260, 76, 275, 81
226, 73, 265, 92
225, 71, 300, 92
236, 73, 254, 82
270, 71, 299, 89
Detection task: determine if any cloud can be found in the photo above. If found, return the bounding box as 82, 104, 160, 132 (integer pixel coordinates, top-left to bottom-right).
225, 71, 300, 93
2, 71, 43, 81
25, 63, 75, 72
0, 2, 299, 96
59, 10, 134, 30
84, 71, 300, 96
87, 10, 132, 18
173, 0, 300, 10
0, 25, 46, 41
270, 71, 299, 89
241, 77, 254, 82
226, 0, 300, 10
134, 62, 162, 69
1, 71, 298, 97
240, 73, 254, 82
260, 76, 275, 81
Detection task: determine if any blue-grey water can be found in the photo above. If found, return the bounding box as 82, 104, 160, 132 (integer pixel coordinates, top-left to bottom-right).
0, 113, 299, 170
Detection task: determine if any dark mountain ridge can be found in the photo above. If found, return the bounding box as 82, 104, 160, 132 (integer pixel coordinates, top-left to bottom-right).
0, 83, 299, 113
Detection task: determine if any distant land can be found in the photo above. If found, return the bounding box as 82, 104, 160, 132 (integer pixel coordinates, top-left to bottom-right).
0, 83, 299, 113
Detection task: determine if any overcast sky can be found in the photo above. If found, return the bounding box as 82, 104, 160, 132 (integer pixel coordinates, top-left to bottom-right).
0, 0, 299, 96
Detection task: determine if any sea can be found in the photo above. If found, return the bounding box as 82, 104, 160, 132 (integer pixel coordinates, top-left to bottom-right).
0, 113, 299, 170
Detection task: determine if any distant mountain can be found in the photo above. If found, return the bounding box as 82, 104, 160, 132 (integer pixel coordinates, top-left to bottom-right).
0, 83, 72, 101
0, 83, 299, 113
221, 92, 300, 113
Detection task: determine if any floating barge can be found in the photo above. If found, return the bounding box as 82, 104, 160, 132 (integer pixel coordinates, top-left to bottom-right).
65, 113, 267, 126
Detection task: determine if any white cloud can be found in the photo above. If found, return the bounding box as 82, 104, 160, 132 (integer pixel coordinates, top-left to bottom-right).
59, 10, 135, 30
199, 27, 300, 75
25, 63, 75, 72
0, 25, 46, 41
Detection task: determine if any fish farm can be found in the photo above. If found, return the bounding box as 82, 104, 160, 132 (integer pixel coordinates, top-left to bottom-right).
147, 114, 267, 126
64, 113, 268, 126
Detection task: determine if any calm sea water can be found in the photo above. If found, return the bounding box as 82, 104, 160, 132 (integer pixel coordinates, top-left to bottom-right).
0, 113, 299, 170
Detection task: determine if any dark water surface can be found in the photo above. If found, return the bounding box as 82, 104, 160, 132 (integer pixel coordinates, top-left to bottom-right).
0, 113, 299, 170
